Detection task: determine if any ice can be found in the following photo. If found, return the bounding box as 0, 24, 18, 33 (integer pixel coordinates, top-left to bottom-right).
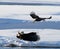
0, 5, 60, 47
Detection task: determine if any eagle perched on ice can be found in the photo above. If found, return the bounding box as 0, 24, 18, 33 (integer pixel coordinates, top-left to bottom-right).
16, 31, 40, 41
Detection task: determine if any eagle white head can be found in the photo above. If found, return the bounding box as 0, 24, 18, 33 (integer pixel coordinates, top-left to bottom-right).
30, 11, 35, 15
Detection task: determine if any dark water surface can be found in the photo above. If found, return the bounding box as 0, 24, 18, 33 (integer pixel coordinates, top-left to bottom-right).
0, 47, 60, 49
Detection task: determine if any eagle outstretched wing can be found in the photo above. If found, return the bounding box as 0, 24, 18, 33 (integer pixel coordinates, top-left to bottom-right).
30, 12, 52, 22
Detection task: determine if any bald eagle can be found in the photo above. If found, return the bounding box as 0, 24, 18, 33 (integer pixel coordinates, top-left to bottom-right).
30, 12, 52, 22
16, 31, 40, 41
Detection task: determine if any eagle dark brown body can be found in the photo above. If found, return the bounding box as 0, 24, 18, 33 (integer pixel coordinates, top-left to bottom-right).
16, 31, 40, 41
30, 12, 52, 22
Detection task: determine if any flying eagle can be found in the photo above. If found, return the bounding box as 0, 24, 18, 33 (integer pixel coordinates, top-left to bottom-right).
30, 12, 52, 22
16, 31, 40, 41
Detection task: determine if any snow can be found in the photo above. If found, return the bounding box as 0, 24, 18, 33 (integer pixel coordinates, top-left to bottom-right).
0, 5, 60, 46
0, 5, 60, 21
0, 29, 60, 41
0, 0, 60, 4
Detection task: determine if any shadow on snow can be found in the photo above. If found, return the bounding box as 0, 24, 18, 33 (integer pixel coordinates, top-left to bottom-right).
0, 18, 60, 30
